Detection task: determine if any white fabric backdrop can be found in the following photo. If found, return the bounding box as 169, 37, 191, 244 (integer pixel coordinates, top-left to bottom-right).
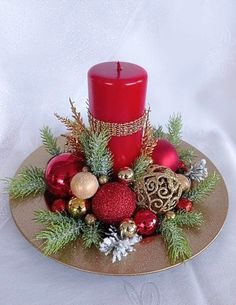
0, 1, 235, 304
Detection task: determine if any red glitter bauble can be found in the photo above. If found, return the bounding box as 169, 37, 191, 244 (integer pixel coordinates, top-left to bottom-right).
176, 198, 193, 212
45, 153, 84, 197
134, 209, 160, 236
92, 182, 136, 224
152, 139, 179, 172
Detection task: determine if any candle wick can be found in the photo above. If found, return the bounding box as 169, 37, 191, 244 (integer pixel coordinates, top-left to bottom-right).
117, 61, 122, 76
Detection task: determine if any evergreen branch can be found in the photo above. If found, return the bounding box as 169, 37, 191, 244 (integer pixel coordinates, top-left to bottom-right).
161, 219, 192, 264
82, 222, 104, 248
79, 129, 113, 177
3, 166, 46, 199
35, 211, 83, 255
40, 126, 61, 156
34, 210, 71, 225
153, 125, 165, 140
133, 155, 151, 180
178, 148, 195, 165
174, 211, 203, 227
167, 114, 183, 147
185, 172, 220, 203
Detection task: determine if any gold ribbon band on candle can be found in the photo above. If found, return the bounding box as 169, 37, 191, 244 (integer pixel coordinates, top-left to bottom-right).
88, 110, 147, 136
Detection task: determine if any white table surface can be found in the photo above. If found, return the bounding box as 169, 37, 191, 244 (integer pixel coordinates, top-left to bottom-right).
0, 1, 235, 304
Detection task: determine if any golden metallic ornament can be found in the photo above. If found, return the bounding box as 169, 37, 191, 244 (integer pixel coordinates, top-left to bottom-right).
70, 172, 99, 199
119, 219, 137, 238
165, 211, 176, 220
85, 213, 97, 225
98, 175, 108, 185
177, 174, 191, 192
135, 165, 183, 214
68, 197, 88, 218
118, 167, 134, 183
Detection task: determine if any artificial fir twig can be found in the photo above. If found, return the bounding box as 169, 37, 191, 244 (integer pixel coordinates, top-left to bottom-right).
161, 219, 192, 264
40, 126, 61, 156
178, 148, 196, 165
79, 129, 113, 177
133, 155, 151, 180
3, 166, 46, 199
35, 210, 83, 255
82, 222, 104, 248
174, 211, 203, 227
167, 113, 183, 147
185, 172, 220, 204
153, 125, 165, 140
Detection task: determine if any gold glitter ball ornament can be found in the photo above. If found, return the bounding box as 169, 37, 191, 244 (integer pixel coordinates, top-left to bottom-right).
176, 174, 191, 192
119, 219, 137, 238
118, 167, 134, 183
68, 197, 88, 218
85, 213, 97, 225
98, 175, 108, 185
70, 172, 99, 199
135, 165, 183, 214
165, 211, 176, 220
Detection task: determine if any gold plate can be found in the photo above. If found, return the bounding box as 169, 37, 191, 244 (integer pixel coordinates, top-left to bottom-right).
9, 139, 228, 275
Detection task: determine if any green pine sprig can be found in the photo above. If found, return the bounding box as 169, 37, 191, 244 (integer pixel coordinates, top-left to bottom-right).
133, 155, 151, 180
174, 211, 203, 227
161, 218, 192, 264
167, 113, 183, 147
3, 166, 46, 199
79, 130, 113, 177
82, 222, 104, 249
178, 148, 195, 165
40, 126, 61, 156
35, 210, 83, 255
153, 125, 165, 140
185, 172, 220, 203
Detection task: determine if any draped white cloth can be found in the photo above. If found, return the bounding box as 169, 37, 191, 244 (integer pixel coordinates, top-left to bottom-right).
0, 1, 235, 304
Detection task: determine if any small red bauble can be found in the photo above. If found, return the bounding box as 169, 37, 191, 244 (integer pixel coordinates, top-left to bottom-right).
176, 198, 193, 212
92, 182, 136, 224
152, 139, 179, 172
51, 199, 67, 213
134, 209, 160, 236
45, 153, 84, 197
178, 160, 188, 172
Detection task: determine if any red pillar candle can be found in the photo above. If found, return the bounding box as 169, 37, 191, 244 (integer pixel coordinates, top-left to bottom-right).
88, 61, 147, 172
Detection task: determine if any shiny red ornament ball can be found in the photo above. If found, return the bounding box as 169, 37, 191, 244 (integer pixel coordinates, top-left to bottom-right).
176, 198, 193, 212
51, 199, 67, 213
45, 153, 84, 197
152, 139, 179, 172
134, 209, 160, 236
92, 182, 136, 224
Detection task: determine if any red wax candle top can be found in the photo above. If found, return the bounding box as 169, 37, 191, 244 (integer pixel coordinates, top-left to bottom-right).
88, 61, 147, 123
88, 61, 148, 172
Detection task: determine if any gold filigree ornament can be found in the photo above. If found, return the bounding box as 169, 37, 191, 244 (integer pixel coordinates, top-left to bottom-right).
135, 165, 183, 214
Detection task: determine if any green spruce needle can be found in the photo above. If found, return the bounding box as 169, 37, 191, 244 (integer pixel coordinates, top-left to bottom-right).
174, 211, 203, 227
40, 126, 61, 156
35, 210, 83, 255
153, 125, 165, 140
79, 130, 113, 177
3, 166, 46, 199
82, 222, 104, 249
178, 148, 196, 165
167, 113, 183, 147
185, 172, 220, 204
161, 219, 192, 264
133, 155, 151, 180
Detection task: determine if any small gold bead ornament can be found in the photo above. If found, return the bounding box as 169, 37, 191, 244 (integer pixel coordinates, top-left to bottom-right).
98, 175, 108, 185
68, 197, 88, 218
85, 213, 97, 225
165, 211, 176, 220
119, 219, 137, 238
118, 167, 134, 183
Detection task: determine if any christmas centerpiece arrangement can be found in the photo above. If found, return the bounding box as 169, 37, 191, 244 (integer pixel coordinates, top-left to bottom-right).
4, 62, 220, 264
